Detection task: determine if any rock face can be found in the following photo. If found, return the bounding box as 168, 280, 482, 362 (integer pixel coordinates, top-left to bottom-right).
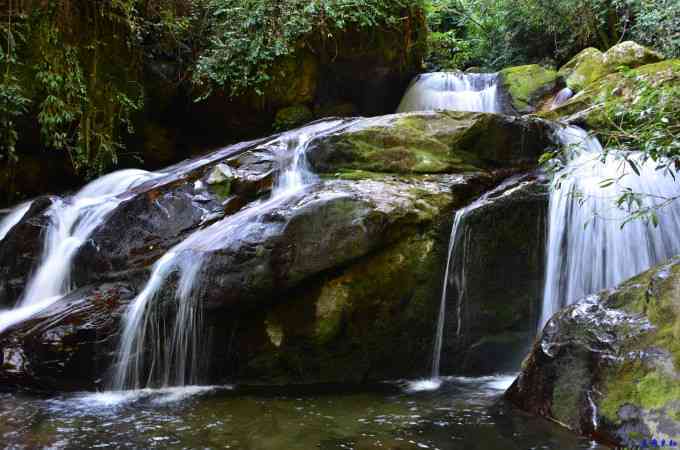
506, 258, 680, 448
0, 283, 135, 391
499, 64, 559, 114
308, 112, 555, 174
0, 111, 557, 390
440, 175, 548, 374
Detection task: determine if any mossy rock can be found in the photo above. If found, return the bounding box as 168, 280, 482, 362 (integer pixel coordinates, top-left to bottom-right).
544, 59, 680, 129
507, 257, 680, 447
557, 47, 607, 93
499, 64, 559, 114
308, 111, 554, 175
602, 41, 665, 72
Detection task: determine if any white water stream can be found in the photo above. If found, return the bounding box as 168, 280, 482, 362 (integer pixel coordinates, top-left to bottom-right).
540, 126, 680, 327
397, 72, 501, 113
0, 170, 157, 333
111, 120, 345, 390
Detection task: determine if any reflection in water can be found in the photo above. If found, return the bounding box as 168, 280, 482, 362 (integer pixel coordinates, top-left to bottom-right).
0, 376, 604, 449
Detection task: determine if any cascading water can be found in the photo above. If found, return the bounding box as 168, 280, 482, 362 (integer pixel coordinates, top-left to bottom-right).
418, 176, 536, 391
400, 70, 505, 391
540, 126, 680, 328
0, 170, 157, 334
0, 201, 31, 242
397, 72, 501, 113
111, 120, 345, 390
20, 170, 158, 307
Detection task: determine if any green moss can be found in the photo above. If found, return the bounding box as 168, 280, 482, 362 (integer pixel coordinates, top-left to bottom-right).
249, 230, 446, 382
557, 48, 607, 92
599, 261, 680, 422
500, 64, 558, 112
637, 372, 680, 410
546, 58, 680, 130
601, 363, 680, 422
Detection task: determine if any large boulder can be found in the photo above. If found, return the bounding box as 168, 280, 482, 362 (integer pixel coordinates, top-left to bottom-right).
602, 41, 665, 71
0, 110, 557, 389
557, 42, 664, 94
544, 59, 680, 129
557, 48, 607, 93
506, 258, 680, 448
499, 64, 560, 114
308, 112, 555, 174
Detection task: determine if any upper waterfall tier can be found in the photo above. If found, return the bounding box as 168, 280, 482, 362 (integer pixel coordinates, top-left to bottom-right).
397, 72, 502, 114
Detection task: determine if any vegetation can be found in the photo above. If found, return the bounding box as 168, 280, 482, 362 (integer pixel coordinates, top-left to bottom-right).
194, 0, 423, 98
424, 0, 680, 70
0, 0, 422, 180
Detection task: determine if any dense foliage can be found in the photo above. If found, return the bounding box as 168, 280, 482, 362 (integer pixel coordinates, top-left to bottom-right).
424, 0, 680, 70
193, 0, 423, 97
0, 0, 421, 178
1, 0, 146, 177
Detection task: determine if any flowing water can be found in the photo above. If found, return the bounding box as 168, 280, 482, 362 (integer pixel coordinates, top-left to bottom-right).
0, 170, 158, 334
20, 169, 157, 308
417, 176, 537, 392
0, 201, 31, 242
111, 120, 346, 390
540, 125, 680, 327
402, 72, 508, 390
397, 72, 501, 113
0, 376, 605, 450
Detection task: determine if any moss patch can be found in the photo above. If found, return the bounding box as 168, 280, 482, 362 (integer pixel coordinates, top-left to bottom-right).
500, 64, 558, 113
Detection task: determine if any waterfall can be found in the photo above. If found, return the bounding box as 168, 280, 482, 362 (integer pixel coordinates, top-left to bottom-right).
111, 120, 345, 390
19, 170, 157, 307
397, 72, 501, 113
429, 176, 536, 384
540, 125, 680, 328
398, 71, 504, 391
0, 201, 31, 242
0, 171, 157, 334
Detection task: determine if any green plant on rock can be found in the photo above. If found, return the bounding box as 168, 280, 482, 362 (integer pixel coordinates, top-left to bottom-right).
0, 18, 30, 164
3, 1, 146, 178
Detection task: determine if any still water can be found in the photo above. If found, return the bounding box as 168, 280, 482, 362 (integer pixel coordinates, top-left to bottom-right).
0, 375, 604, 449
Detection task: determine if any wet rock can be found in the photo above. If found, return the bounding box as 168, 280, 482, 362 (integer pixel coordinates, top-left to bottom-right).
198, 175, 466, 311
506, 258, 680, 447
439, 174, 548, 374
0, 283, 135, 391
